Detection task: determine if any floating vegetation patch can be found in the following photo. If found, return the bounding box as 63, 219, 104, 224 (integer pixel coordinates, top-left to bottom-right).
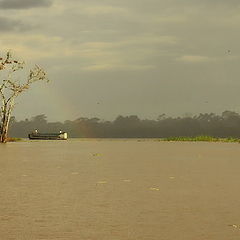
159, 136, 240, 142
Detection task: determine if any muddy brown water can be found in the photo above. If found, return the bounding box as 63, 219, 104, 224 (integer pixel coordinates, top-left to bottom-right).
0, 139, 240, 240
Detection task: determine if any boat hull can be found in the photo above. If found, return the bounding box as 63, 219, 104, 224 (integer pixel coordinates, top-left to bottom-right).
28, 132, 67, 140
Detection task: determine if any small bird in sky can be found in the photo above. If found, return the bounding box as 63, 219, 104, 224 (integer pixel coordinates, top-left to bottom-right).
227, 50, 231, 54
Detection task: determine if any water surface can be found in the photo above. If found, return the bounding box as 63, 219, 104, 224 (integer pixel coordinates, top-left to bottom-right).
0, 140, 240, 240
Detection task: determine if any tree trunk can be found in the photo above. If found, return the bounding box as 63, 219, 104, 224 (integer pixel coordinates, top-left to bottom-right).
0, 104, 12, 143
0, 124, 8, 143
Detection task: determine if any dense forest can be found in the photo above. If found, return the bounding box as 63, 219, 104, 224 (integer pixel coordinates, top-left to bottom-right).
8, 110, 240, 138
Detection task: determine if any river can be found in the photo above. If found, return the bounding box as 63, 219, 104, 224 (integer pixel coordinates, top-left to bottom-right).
0, 139, 240, 240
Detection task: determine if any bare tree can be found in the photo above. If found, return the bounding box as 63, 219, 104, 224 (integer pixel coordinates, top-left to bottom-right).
0, 51, 48, 143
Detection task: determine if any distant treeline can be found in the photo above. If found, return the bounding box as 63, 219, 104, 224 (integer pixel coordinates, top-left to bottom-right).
8, 111, 240, 138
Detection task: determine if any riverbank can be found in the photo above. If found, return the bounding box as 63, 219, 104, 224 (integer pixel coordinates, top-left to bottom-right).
7, 136, 240, 143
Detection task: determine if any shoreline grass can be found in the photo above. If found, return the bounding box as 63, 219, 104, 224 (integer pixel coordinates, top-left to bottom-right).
7, 138, 22, 142
159, 136, 240, 142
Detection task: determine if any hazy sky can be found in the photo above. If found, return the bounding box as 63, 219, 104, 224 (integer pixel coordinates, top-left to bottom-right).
1, 0, 240, 121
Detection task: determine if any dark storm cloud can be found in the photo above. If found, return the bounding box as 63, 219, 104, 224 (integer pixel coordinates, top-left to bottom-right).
0, 16, 30, 31
0, 0, 52, 9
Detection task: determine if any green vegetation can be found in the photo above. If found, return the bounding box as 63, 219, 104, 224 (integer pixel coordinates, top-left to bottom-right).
8, 111, 240, 139
160, 136, 240, 142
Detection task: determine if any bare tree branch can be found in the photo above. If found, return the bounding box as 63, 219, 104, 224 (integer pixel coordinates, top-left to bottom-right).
0, 51, 48, 143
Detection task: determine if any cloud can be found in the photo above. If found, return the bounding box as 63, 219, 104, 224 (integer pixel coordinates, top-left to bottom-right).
176, 55, 214, 63
0, 0, 52, 9
82, 64, 155, 71
0, 16, 31, 32
82, 6, 128, 16
0, 34, 63, 61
